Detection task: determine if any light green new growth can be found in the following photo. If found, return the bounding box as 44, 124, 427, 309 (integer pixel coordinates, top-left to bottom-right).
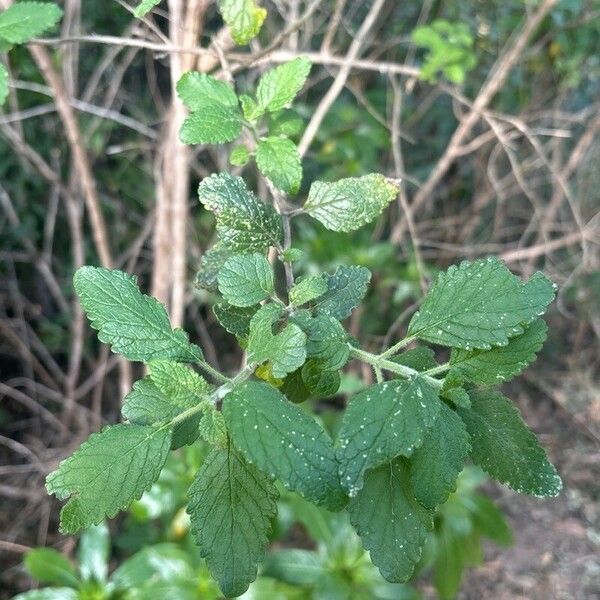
133, 0, 160, 18
0, 2, 63, 44
0, 64, 7, 105
256, 136, 302, 194
217, 0, 266, 45
255, 57, 312, 114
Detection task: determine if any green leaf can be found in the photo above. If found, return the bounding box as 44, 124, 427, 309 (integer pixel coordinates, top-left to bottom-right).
269, 109, 303, 137
264, 550, 324, 585
223, 381, 346, 510
198, 173, 282, 252
0, 2, 63, 44
348, 458, 433, 583
314, 265, 371, 320
187, 445, 278, 597
217, 253, 273, 307
256, 57, 311, 113
198, 408, 228, 448
247, 303, 307, 378
229, 144, 250, 166
450, 319, 547, 384
256, 136, 302, 194
194, 243, 232, 292
407, 258, 556, 350
74, 267, 202, 363
289, 275, 327, 306
304, 174, 399, 232
239, 93, 260, 120
46, 424, 172, 533
337, 378, 441, 496
410, 402, 470, 509
300, 313, 350, 371
0, 63, 8, 105
393, 347, 438, 372
301, 359, 340, 397
217, 0, 266, 45
281, 247, 303, 262
12, 590, 77, 600
133, 0, 160, 18
280, 368, 311, 404
177, 72, 242, 144
78, 524, 109, 583
213, 302, 257, 339
458, 389, 562, 497
24, 548, 79, 587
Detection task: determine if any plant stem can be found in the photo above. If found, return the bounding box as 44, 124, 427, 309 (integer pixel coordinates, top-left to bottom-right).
379, 335, 416, 358
350, 346, 443, 390
425, 362, 450, 376
196, 359, 229, 384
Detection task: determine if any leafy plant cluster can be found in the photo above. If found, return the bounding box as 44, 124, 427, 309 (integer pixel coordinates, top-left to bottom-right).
40, 55, 563, 598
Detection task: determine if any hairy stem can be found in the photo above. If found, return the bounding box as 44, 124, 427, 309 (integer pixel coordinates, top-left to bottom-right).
379, 335, 417, 358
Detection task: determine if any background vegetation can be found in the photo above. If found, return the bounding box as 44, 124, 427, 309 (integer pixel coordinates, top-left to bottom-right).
1, 0, 599, 597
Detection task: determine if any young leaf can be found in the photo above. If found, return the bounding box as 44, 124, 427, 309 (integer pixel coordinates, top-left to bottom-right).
458, 389, 562, 497
450, 318, 547, 384
407, 258, 556, 350
256, 57, 311, 113
187, 445, 278, 597
314, 265, 371, 320
289, 275, 328, 306
0, 2, 63, 44
133, 0, 160, 18
213, 302, 257, 339
217, 253, 274, 307
0, 64, 8, 105
239, 93, 260, 120
24, 548, 79, 587
46, 424, 172, 533
74, 267, 202, 363
410, 402, 470, 509
304, 174, 399, 232
223, 381, 347, 510
337, 378, 441, 496
198, 173, 282, 252
269, 109, 303, 137
247, 303, 307, 378
217, 0, 266, 45
229, 144, 250, 166
256, 136, 302, 194
348, 458, 433, 583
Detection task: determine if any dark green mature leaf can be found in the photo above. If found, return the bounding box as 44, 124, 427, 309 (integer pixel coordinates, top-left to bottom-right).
281, 368, 311, 404
46, 425, 172, 533
301, 360, 341, 397
314, 265, 371, 320
407, 258, 556, 350
187, 445, 278, 597
256, 136, 302, 194
223, 381, 346, 510
410, 402, 470, 508
337, 378, 441, 496
74, 267, 202, 363
0, 2, 63, 43
194, 243, 232, 292
247, 303, 307, 378
24, 549, 78, 587
217, 0, 266, 45
177, 73, 242, 144
256, 57, 311, 113
458, 389, 562, 497
133, 0, 160, 18
348, 459, 433, 583
304, 174, 399, 232
213, 303, 257, 338
198, 173, 282, 252
393, 347, 438, 371
218, 253, 273, 307
450, 319, 547, 384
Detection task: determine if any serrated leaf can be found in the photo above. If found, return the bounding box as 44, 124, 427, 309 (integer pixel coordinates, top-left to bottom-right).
348, 458, 433, 583
217, 253, 273, 307
24, 549, 79, 587
289, 274, 327, 306
0, 64, 8, 106
217, 0, 266, 45
133, 0, 160, 18
239, 93, 259, 120
393, 347, 438, 371
187, 445, 277, 597
301, 360, 340, 397
247, 303, 306, 378
0, 2, 63, 44
295, 313, 350, 371
198, 173, 282, 252
256, 136, 302, 194
458, 389, 562, 497
198, 409, 228, 448
269, 109, 303, 137
213, 302, 257, 338
177, 72, 242, 144
223, 381, 346, 510
450, 318, 547, 384
256, 57, 311, 113
229, 144, 250, 166
304, 174, 399, 232
194, 243, 232, 292
46, 424, 172, 533
410, 402, 470, 509
74, 267, 202, 363
337, 378, 441, 496
407, 258, 556, 350
314, 265, 371, 320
